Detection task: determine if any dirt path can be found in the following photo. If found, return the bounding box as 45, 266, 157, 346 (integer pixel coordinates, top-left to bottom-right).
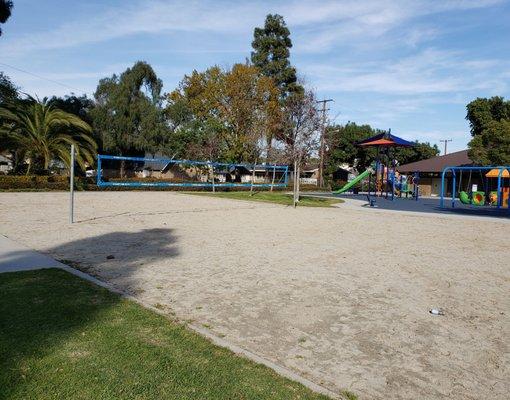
1, 191, 508, 399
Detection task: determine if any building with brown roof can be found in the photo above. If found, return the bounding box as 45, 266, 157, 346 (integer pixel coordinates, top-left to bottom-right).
397, 150, 474, 196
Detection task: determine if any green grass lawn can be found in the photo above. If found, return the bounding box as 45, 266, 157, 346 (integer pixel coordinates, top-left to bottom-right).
0, 269, 336, 400
191, 191, 343, 207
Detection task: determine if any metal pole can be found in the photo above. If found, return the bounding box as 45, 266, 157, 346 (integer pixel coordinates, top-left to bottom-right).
451, 169, 456, 209
440, 168, 446, 208
391, 154, 395, 201
270, 165, 276, 192
96, 154, 102, 186
69, 144, 75, 224
415, 171, 419, 201
385, 147, 389, 199
210, 163, 215, 193
250, 160, 256, 196
368, 170, 372, 197
374, 154, 378, 197
497, 168, 502, 209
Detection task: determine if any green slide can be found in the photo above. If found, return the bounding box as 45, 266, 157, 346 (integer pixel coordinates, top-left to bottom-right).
332, 169, 371, 194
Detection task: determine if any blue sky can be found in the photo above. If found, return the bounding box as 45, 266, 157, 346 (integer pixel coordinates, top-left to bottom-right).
1, 0, 509, 153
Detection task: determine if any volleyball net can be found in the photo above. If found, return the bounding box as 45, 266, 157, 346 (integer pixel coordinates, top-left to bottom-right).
96, 154, 289, 189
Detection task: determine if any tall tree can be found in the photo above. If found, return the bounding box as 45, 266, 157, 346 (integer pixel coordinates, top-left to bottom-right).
393, 141, 440, 165
325, 122, 378, 174
325, 122, 439, 182
0, 0, 13, 36
166, 63, 282, 163
0, 72, 17, 103
91, 61, 168, 161
46, 94, 95, 125
251, 14, 303, 100
0, 97, 96, 174
466, 96, 510, 165
47, 93, 102, 153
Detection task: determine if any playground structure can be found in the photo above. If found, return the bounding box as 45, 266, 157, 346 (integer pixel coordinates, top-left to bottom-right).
96, 154, 289, 190
333, 130, 420, 201
440, 166, 510, 210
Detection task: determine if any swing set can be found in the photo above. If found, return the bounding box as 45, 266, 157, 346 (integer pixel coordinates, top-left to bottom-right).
440, 166, 510, 210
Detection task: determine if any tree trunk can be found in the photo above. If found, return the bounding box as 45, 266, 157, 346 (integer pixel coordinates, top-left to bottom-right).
296, 160, 301, 205
210, 163, 215, 193
26, 158, 32, 176
293, 159, 298, 207
250, 159, 257, 196
270, 165, 276, 192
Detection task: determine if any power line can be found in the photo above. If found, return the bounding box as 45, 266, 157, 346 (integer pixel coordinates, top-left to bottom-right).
0, 62, 88, 94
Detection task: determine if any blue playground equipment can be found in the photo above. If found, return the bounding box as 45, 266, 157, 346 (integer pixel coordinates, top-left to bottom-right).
356, 130, 419, 202
440, 166, 510, 210
96, 154, 289, 189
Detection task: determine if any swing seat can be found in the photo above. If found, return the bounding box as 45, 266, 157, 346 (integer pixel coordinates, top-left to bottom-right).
471, 191, 485, 206
489, 191, 498, 205
459, 191, 470, 205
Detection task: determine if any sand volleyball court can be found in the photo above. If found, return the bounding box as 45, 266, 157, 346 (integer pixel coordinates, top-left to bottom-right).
0, 191, 508, 399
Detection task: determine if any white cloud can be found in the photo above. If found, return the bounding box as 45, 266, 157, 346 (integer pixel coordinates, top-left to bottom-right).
0, 1, 265, 56
286, 0, 505, 53
0, 0, 504, 57
302, 48, 509, 95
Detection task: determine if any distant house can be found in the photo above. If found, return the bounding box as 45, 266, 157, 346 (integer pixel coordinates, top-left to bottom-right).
397, 150, 474, 196
101, 155, 287, 185
332, 167, 351, 182
299, 165, 319, 185
0, 153, 13, 174
293, 163, 351, 186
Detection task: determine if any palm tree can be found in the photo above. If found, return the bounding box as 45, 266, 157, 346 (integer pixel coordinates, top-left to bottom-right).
0, 97, 97, 174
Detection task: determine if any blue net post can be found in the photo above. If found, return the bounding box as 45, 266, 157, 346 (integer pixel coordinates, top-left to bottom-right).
210, 162, 215, 192
97, 155, 102, 187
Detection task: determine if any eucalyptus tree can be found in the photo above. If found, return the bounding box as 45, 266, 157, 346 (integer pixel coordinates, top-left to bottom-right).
91, 61, 169, 174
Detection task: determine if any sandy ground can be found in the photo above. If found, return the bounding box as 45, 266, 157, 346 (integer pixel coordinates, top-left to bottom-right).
0, 191, 508, 399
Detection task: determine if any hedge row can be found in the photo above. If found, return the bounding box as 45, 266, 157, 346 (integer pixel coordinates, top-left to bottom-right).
0, 175, 75, 190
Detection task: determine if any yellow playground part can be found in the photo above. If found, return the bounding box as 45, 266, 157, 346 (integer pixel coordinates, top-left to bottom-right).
489, 188, 510, 207
485, 169, 510, 207
485, 168, 510, 178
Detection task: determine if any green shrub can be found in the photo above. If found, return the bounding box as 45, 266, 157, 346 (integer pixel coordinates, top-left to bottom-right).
331, 180, 347, 191
0, 175, 100, 191
0, 175, 68, 190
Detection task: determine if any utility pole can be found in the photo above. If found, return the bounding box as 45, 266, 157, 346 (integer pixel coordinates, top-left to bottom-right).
316, 98, 334, 188
439, 139, 452, 155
